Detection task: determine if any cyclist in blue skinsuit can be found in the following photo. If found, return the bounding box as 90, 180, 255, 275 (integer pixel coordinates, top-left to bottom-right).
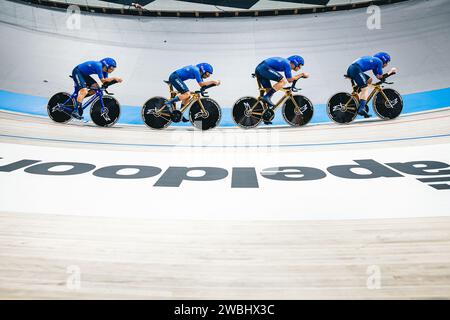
164, 63, 221, 122
346, 52, 397, 118
71, 58, 123, 120
255, 55, 309, 109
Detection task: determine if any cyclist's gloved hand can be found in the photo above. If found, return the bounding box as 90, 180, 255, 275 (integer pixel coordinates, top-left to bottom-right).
301, 72, 310, 79
215, 80, 221, 86
389, 68, 397, 75
115, 77, 123, 83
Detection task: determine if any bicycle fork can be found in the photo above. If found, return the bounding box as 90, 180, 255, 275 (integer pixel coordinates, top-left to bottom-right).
287, 94, 308, 115
378, 89, 396, 108
193, 98, 209, 119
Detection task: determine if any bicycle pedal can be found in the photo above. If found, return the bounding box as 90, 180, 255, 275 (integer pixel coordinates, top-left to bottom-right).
262, 109, 275, 122
71, 112, 83, 120
357, 110, 372, 118
170, 110, 182, 122
75, 116, 88, 123
181, 116, 190, 123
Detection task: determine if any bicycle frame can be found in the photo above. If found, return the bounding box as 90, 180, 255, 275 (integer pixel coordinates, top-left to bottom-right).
247, 78, 303, 115
344, 79, 394, 110
58, 86, 106, 114
156, 83, 208, 117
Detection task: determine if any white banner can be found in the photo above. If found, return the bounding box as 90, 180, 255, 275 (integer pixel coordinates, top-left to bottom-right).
0, 142, 449, 220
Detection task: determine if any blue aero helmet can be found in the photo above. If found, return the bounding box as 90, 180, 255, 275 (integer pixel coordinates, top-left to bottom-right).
100, 57, 117, 69
288, 55, 305, 67
374, 52, 391, 64
197, 63, 214, 76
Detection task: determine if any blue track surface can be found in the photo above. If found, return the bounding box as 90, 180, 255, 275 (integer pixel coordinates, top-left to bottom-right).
0, 87, 449, 127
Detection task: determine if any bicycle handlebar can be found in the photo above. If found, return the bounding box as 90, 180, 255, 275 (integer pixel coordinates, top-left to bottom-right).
291, 79, 300, 92
375, 72, 396, 85
195, 83, 217, 98
101, 79, 118, 95
282, 78, 302, 92
102, 79, 118, 89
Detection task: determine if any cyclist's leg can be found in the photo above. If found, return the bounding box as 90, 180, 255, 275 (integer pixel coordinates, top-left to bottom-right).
357, 74, 370, 100
347, 64, 371, 117
357, 74, 372, 117
71, 68, 88, 118
260, 63, 286, 91
85, 76, 99, 97
256, 75, 272, 93
255, 65, 276, 124
256, 64, 282, 107
76, 76, 97, 117
166, 73, 191, 122
255, 63, 271, 91
166, 73, 190, 108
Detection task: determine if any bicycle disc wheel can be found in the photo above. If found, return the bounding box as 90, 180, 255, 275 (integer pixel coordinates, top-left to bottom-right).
189, 98, 222, 131
326, 92, 358, 124
142, 97, 172, 130
47, 92, 74, 123
90, 95, 121, 127
232, 97, 264, 129
282, 95, 314, 127
373, 88, 403, 120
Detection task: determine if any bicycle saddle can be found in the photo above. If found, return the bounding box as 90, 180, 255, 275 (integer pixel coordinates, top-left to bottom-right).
344, 75, 357, 86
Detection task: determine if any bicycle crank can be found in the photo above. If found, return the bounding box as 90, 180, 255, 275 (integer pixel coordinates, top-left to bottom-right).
262, 108, 275, 122
170, 110, 183, 122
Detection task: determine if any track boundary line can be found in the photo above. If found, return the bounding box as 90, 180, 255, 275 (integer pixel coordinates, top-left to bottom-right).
1, 132, 450, 148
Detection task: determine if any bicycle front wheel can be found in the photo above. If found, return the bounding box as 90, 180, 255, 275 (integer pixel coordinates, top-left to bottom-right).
90, 95, 121, 127
373, 88, 403, 120
189, 98, 222, 131
282, 95, 314, 127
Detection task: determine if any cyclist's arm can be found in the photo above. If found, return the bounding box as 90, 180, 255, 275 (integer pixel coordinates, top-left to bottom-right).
374, 61, 384, 79
374, 70, 384, 80
287, 73, 308, 82
375, 67, 397, 80
286, 76, 296, 82
98, 66, 122, 83
198, 80, 220, 87
194, 69, 219, 87
100, 77, 123, 83
285, 65, 295, 82
388, 67, 397, 75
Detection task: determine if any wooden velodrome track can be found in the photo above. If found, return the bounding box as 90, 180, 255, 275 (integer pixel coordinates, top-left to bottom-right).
1, 109, 450, 299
